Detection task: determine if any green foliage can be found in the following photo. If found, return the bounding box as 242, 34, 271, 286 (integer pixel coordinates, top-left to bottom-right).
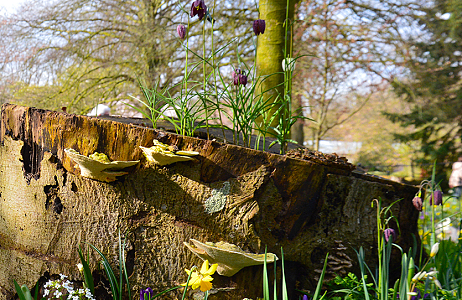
85, 230, 130, 300
326, 273, 374, 300
128, 3, 307, 154
13, 280, 34, 300
77, 245, 95, 296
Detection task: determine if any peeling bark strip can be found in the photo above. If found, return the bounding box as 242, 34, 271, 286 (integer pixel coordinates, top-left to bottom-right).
0, 104, 420, 300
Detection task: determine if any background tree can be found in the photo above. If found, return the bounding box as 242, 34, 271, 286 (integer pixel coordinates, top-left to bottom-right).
0, 0, 258, 114
389, 0, 462, 176
286, 0, 426, 154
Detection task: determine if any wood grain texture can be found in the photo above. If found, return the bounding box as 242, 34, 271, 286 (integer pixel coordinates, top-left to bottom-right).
0, 104, 420, 299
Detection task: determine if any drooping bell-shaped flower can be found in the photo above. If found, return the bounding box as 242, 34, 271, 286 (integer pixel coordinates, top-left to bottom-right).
282, 57, 296, 72
430, 190, 443, 205
253, 19, 265, 36
384, 228, 396, 243
412, 196, 423, 211
177, 24, 186, 39
232, 69, 241, 86
190, 0, 207, 20
239, 72, 248, 86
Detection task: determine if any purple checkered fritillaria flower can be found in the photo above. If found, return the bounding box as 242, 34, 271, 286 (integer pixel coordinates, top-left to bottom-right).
239, 71, 248, 86
190, 0, 207, 20
253, 19, 266, 35
384, 228, 396, 243
232, 69, 241, 86
232, 69, 248, 87
302, 295, 309, 300
177, 24, 186, 39
140, 287, 154, 300
412, 196, 423, 211
430, 190, 443, 206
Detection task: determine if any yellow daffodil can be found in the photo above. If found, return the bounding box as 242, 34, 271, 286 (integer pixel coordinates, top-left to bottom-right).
182, 260, 218, 292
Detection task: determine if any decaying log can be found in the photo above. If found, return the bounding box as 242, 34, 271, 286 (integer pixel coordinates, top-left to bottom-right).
0, 104, 420, 300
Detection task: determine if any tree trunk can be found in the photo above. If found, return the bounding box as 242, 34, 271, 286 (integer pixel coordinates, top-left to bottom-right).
256, 0, 296, 133
0, 104, 421, 300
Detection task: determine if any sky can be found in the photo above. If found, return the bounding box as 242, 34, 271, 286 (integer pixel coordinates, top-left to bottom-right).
0, 0, 23, 13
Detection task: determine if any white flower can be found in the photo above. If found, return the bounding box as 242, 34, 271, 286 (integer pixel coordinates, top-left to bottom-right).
59, 274, 68, 280
77, 263, 84, 272
54, 290, 63, 298
430, 242, 440, 257
43, 289, 50, 296
282, 57, 296, 72
433, 278, 442, 289
412, 271, 426, 282
63, 280, 73, 291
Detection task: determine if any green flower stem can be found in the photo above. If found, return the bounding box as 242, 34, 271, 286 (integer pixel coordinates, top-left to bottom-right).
374, 199, 383, 299
183, 16, 190, 97
210, 0, 226, 143
202, 20, 210, 139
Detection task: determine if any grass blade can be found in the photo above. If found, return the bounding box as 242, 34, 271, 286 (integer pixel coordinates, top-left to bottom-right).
77, 245, 95, 295
281, 248, 288, 300
312, 253, 329, 300
13, 280, 27, 300
263, 246, 270, 300
85, 242, 119, 300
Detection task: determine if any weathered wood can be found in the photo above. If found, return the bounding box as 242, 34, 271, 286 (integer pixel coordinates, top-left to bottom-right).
0, 104, 420, 300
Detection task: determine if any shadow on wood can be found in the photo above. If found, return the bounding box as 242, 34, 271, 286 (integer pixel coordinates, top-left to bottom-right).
0, 104, 420, 300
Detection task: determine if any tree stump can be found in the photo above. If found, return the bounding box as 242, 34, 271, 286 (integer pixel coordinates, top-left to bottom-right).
0, 104, 420, 300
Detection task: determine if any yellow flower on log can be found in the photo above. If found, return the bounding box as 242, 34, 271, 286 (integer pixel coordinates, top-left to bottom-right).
182, 260, 218, 292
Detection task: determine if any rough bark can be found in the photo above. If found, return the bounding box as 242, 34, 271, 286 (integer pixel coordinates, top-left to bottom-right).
0, 104, 420, 300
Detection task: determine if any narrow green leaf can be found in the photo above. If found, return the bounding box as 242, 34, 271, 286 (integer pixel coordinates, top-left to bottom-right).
84, 242, 119, 300
263, 246, 270, 300
312, 253, 329, 300
281, 248, 288, 300
13, 280, 27, 300
78, 245, 95, 295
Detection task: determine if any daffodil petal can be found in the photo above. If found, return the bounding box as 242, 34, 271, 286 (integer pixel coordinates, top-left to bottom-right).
200, 260, 210, 274
202, 275, 214, 282
191, 278, 201, 290
200, 280, 213, 292
203, 263, 218, 276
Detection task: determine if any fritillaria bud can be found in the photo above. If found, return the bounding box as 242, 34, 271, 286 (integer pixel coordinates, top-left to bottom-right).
190, 0, 207, 20
430, 190, 443, 206
253, 19, 266, 36
177, 24, 186, 39
384, 228, 396, 243
412, 196, 423, 211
